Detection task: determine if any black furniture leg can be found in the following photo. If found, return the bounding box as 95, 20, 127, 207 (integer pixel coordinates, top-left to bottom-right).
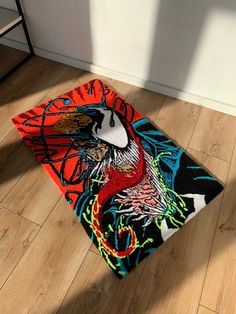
0, 0, 34, 81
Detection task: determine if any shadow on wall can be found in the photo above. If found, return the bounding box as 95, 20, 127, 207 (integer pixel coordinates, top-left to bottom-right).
1, 0, 236, 108
146, 0, 236, 100
51, 2, 235, 312
0, 1, 235, 313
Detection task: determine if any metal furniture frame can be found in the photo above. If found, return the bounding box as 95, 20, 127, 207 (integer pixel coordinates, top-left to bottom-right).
0, 0, 34, 80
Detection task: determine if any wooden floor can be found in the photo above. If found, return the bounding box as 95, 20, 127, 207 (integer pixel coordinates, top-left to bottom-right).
0, 45, 27, 78
0, 50, 236, 314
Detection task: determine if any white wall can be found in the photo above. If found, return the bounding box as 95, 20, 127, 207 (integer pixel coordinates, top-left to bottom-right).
1, 0, 236, 115
0, 0, 15, 10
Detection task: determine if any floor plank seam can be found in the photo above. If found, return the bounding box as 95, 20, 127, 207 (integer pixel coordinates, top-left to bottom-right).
55, 249, 94, 314
0, 204, 42, 227
0, 195, 64, 292
44, 66, 77, 99
125, 259, 149, 314
197, 139, 236, 310
152, 96, 168, 123
124, 85, 134, 100
0, 81, 17, 89
154, 95, 169, 119
88, 246, 100, 256
0, 158, 35, 204
187, 147, 231, 164
197, 191, 226, 310
187, 107, 203, 148
199, 304, 219, 314
154, 101, 202, 152
152, 122, 186, 151
188, 106, 204, 145
0, 219, 41, 291
0, 126, 14, 145
38, 195, 62, 227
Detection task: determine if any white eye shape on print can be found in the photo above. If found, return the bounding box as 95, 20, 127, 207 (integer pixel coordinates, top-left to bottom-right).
92, 108, 129, 148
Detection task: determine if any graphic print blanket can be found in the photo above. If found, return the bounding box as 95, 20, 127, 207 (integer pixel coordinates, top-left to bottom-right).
12, 79, 223, 278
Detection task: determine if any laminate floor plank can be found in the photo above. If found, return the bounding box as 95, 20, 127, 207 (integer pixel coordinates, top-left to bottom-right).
0, 198, 91, 314
0, 206, 39, 289
127, 150, 228, 314
189, 108, 236, 162
155, 97, 202, 149
0, 52, 234, 313
200, 142, 236, 314
57, 251, 145, 314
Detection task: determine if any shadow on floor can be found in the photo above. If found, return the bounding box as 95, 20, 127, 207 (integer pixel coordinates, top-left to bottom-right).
0, 1, 235, 313
0, 0, 93, 106
0, 74, 166, 187
52, 183, 232, 313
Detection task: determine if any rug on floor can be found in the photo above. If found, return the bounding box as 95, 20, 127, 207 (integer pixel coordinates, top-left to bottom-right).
12, 79, 223, 278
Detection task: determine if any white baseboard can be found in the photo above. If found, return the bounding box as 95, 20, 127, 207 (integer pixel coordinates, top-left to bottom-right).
1, 37, 236, 117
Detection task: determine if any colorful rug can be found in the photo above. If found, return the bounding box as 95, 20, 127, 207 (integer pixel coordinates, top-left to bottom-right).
12, 79, 223, 278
